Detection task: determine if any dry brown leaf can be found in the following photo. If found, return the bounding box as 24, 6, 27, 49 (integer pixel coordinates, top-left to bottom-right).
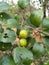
31, 29, 42, 42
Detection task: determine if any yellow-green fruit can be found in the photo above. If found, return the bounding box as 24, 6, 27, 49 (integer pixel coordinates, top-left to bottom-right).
19, 30, 28, 38
20, 39, 27, 47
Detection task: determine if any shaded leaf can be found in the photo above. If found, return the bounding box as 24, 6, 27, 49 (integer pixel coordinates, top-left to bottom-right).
32, 42, 45, 56
43, 18, 49, 29
0, 12, 12, 20
0, 54, 16, 65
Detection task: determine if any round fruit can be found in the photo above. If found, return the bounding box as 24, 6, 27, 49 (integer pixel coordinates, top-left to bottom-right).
32, 42, 45, 56
44, 60, 49, 65
18, 0, 30, 9
20, 39, 27, 47
30, 9, 43, 27
19, 30, 28, 38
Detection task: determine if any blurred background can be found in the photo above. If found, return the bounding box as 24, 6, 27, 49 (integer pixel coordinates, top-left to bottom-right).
0, 0, 48, 16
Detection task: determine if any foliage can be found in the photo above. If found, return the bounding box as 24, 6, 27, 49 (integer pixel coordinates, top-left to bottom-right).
0, 0, 49, 65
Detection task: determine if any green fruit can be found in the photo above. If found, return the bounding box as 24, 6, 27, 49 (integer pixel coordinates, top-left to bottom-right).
43, 18, 49, 29
19, 30, 28, 38
20, 39, 27, 47
44, 60, 49, 65
32, 42, 45, 56
30, 9, 43, 27
18, 0, 30, 9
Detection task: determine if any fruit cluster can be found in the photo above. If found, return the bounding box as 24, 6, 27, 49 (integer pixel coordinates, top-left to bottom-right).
19, 30, 28, 47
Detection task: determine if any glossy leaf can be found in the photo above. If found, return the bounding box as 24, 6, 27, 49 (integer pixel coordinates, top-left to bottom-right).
42, 36, 49, 46
43, 18, 49, 29
13, 47, 33, 65
0, 2, 10, 12
6, 19, 19, 28
32, 42, 45, 56
0, 54, 16, 65
1, 30, 16, 43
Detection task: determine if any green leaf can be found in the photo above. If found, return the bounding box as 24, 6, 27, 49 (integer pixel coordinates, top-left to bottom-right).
44, 60, 49, 65
32, 42, 45, 56
18, 0, 30, 9
0, 2, 10, 12
1, 29, 16, 43
42, 36, 49, 46
27, 37, 35, 46
43, 18, 49, 29
0, 42, 3, 50
0, 20, 3, 24
13, 47, 33, 65
26, 19, 36, 28
15, 14, 20, 22
0, 42, 12, 51
0, 54, 16, 65
0, 28, 4, 33
0, 12, 12, 20
37, 61, 43, 65
0, 34, 2, 41
6, 19, 19, 28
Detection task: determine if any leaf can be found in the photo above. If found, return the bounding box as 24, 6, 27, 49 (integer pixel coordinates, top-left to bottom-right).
26, 19, 36, 28
27, 37, 35, 47
0, 34, 2, 41
18, 0, 30, 9
13, 47, 33, 65
43, 18, 49, 29
0, 42, 3, 50
15, 14, 20, 22
1, 29, 16, 43
0, 43, 12, 51
0, 12, 12, 20
44, 60, 49, 65
0, 54, 16, 65
42, 36, 49, 46
6, 19, 19, 28
0, 27, 4, 33
38, 61, 43, 65
0, 20, 3, 24
0, 2, 10, 12
32, 42, 45, 56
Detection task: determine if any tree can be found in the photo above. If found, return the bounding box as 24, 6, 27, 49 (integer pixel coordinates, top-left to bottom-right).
0, 0, 49, 65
